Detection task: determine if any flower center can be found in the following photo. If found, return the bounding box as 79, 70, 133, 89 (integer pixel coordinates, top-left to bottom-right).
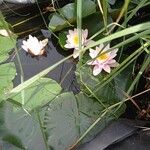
98, 53, 108, 61
73, 35, 79, 45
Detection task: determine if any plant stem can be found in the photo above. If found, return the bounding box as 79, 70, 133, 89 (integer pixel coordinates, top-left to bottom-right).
127, 54, 150, 94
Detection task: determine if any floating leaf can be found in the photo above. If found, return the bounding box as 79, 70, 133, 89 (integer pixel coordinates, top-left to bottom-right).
0, 63, 16, 101
0, 101, 45, 150
45, 92, 125, 150
11, 78, 62, 111
49, 0, 96, 31
0, 15, 16, 63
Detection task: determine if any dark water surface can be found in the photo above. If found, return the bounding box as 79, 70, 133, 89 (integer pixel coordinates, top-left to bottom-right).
13, 35, 79, 93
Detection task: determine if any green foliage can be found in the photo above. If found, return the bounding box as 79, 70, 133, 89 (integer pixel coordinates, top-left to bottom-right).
0, 101, 45, 150
0, 12, 16, 63
58, 12, 112, 49
76, 63, 132, 103
0, 63, 16, 101
11, 78, 62, 111
0, 0, 150, 149
0, 36, 16, 63
44, 92, 125, 150
49, 0, 96, 31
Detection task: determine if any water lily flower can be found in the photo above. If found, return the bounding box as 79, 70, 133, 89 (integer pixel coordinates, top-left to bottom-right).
64, 28, 88, 58
22, 35, 48, 56
87, 44, 119, 76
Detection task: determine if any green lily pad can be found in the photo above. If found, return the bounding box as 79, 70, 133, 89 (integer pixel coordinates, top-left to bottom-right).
11, 78, 62, 111
45, 92, 125, 150
0, 36, 16, 63
0, 63, 16, 101
0, 101, 45, 150
49, 0, 96, 32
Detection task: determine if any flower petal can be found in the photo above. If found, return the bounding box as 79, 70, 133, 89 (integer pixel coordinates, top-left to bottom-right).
21, 45, 28, 52
41, 38, 48, 47
103, 43, 110, 52
83, 29, 88, 39
89, 48, 99, 58
73, 49, 79, 58
64, 43, 74, 49
93, 65, 102, 76
109, 62, 119, 67
87, 60, 98, 65
103, 65, 111, 73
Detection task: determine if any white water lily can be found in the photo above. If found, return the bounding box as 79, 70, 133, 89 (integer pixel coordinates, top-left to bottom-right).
21, 35, 48, 56
87, 44, 119, 76
0, 29, 12, 37
64, 28, 88, 58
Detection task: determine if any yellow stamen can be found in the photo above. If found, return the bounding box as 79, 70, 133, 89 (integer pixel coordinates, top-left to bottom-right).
98, 53, 108, 61
73, 35, 79, 45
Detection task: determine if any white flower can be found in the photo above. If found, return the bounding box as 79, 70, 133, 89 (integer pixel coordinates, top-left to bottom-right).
87, 44, 119, 76
64, 28, 88, 58
21, 35, 48, 56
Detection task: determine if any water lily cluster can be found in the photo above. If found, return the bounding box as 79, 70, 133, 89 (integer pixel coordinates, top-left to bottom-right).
21, 29, 119, 76
64, 28, 119, 76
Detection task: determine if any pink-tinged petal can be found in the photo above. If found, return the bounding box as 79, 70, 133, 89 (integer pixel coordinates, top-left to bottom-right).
21, 45, 28, 52
103, 65, 111, 73
84, 39, 95, 47
93, 65, 102, 76
67, 35, 71, 39
67, 35, 75, 44
107, 59, 116, 64
83, 29, 88, 39
95, 46, 103, 55
108, 53, 117, 60
89, 48, 99, 58
74, 28, 78, 33
111, 48, 118, 54
41, 38, 48, 47
98, 43, 104, 51
73, 49, 79, 58
87, 60, 98, 65
69, 30, 74, 35
103, 43, 110, 52
64, 43, 74, 49
109, 62, 119, 67
28, 35, 34, 41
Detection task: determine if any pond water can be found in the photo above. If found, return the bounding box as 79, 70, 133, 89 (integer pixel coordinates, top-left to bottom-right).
0, 1, 150, 150
13, 34, 79, 93
1, 2, 79, 94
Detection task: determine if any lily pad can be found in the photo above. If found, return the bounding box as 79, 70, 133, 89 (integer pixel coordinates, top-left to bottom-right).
11, 78, 62, 111
0, 36, 16, 63
0, 63, 16, 101
0, 101, 45, 150
0, 13, 16, 63
49, 0, 96, 32
45, 92, 125, 150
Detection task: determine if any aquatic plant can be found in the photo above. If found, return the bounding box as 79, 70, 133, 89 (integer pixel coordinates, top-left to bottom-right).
0, 0, 150, 150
